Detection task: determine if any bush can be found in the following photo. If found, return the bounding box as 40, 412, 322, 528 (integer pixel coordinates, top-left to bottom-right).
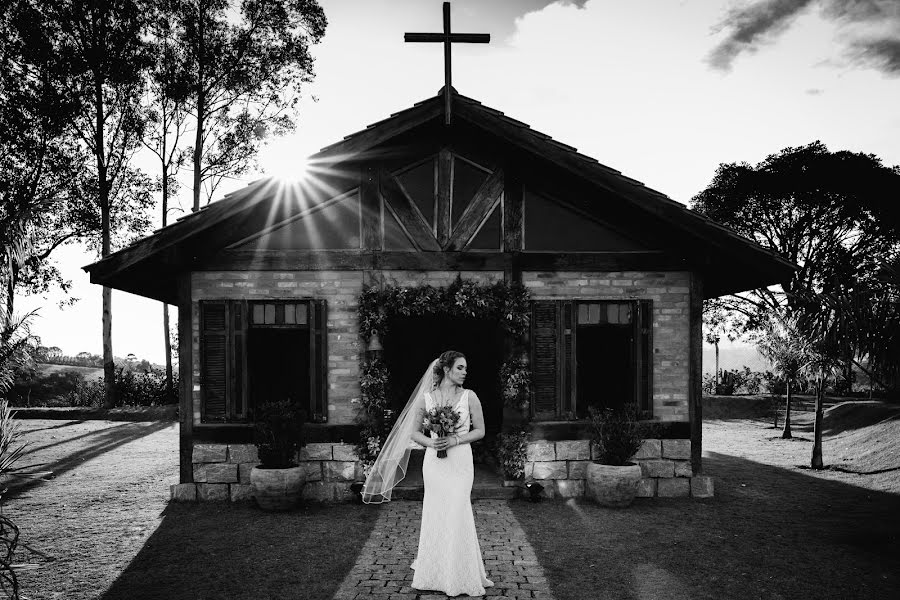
706, 367, 767, 395
496, 426, 529, 480
253, 400, 306, 468
65, 368, 179, 407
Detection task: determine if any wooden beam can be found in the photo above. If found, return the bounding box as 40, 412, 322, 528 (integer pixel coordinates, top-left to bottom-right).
360, 166, 381, 250
519, 252, 690, 272
689, 272, 703, 474
379, 171, 441, 251
177, 273, 193, 484
503, 170, 523, 251
444, 169, 504, 251
199, 250, 511, 271
197, 249, 691, 272
436, 149, 452, 245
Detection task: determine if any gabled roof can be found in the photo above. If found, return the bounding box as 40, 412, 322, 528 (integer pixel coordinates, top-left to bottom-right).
84, 88, 796, 303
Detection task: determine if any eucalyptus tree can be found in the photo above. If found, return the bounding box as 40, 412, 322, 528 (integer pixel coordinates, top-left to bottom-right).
174, 0, 327, 211
143, 0, 193, 399
23, 0, 157, 406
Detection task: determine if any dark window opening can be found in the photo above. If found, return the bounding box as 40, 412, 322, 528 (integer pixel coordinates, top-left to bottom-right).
576, 322, 634, 417
248, 328, 310, 411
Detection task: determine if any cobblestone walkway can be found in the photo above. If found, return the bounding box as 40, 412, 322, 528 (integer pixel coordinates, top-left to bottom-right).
333, 499, 554, 600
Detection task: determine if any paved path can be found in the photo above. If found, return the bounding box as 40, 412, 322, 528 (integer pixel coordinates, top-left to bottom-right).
333, 499, 555, 600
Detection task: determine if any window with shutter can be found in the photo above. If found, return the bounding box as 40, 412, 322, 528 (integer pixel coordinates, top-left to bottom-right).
531, 299, 653, 421
199, 299, 327, 423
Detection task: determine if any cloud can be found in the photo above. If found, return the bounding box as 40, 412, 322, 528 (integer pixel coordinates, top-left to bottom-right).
708, 0, 900, 75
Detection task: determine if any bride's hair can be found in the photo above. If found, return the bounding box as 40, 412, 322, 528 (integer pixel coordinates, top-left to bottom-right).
433, 350, 466, 385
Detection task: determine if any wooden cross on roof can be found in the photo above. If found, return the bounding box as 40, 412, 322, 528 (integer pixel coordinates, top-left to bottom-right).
405, 2, 490, 125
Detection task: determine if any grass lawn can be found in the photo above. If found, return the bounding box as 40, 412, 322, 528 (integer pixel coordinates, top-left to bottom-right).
510, 406, 900, 600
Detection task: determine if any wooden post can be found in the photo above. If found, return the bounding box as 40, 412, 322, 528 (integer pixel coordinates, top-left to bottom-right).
177, 273, 193, 483
689, 272, 703, 474
436, 149, 453, 246
360, 165, 382, 250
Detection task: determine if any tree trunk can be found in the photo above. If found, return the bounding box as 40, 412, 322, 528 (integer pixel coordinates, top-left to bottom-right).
811, 371, 825, 469
94, 35, 116, 409
161, 166, 173, 399
781, 377, 793, 439
714, 342, 720, 389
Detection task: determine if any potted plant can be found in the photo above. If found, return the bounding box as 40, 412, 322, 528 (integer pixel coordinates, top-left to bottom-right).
250, 399, 307, 511
585, 403, 644, 508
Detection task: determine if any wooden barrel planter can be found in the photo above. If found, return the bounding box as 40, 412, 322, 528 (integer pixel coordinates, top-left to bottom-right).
250, 465, 306, 511
585, 462, 642, 508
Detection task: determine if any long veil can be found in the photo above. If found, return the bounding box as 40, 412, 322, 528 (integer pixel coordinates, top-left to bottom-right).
361, 358, 437, 504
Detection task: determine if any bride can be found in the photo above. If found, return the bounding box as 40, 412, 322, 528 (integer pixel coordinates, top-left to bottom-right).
362, 350, 494, 597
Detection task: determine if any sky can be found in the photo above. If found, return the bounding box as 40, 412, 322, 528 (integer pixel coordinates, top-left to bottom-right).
16, 0, 900, 364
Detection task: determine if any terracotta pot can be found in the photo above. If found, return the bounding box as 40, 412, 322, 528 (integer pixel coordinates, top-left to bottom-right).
250, 465, 306, 511
585, 462, 642, 508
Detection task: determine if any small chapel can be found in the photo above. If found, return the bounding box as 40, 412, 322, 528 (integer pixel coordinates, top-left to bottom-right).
84, 5, 793, 502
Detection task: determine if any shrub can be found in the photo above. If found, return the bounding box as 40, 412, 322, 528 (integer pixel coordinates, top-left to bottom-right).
588, 404, 644, 466
65, 368, 179, 407
499, 357, 531, 411
496, 426, 530, 480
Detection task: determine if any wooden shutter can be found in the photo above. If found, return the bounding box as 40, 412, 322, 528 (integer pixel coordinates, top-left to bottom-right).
310, 300, 328, 422
561, 301, 576, 418
636, 300, 653, 417
531, 301, 559, 419
200, 302, 228, 422
232, 301, 248, 420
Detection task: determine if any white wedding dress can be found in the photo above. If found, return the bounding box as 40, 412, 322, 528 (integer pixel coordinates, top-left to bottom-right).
411, 389, 494, 596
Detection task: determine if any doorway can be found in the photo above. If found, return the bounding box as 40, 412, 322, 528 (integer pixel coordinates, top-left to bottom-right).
382, 315, 505, 437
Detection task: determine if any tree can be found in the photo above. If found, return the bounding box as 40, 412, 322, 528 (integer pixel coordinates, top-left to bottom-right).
1, 0, 89, 321
692, 141, 900, 391
692, 141, 899, 315
29, 0, 156, 407
753, 312, 812, 439
175, 0, 327, 211
143, 0, 193, 401
702, 298, 744, 390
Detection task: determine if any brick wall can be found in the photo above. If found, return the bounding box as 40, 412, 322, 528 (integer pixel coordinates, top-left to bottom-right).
522, 271, 691, 422
191, 271, 364, 425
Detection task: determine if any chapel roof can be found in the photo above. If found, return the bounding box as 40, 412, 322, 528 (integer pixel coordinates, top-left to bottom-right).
84, 88, 796, 303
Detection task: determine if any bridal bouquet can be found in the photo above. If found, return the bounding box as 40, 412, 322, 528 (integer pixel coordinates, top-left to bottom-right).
422, 405, 462, 459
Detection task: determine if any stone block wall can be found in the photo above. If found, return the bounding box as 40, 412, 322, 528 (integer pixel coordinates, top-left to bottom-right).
523, 439, 714, 499
522, 271, 691, 421
170, 442, 362, 504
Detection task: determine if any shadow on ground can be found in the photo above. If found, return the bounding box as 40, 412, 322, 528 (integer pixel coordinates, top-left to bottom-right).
510, 452, 900, 600
7, 421, 173, 498
100, 501, 380, 600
